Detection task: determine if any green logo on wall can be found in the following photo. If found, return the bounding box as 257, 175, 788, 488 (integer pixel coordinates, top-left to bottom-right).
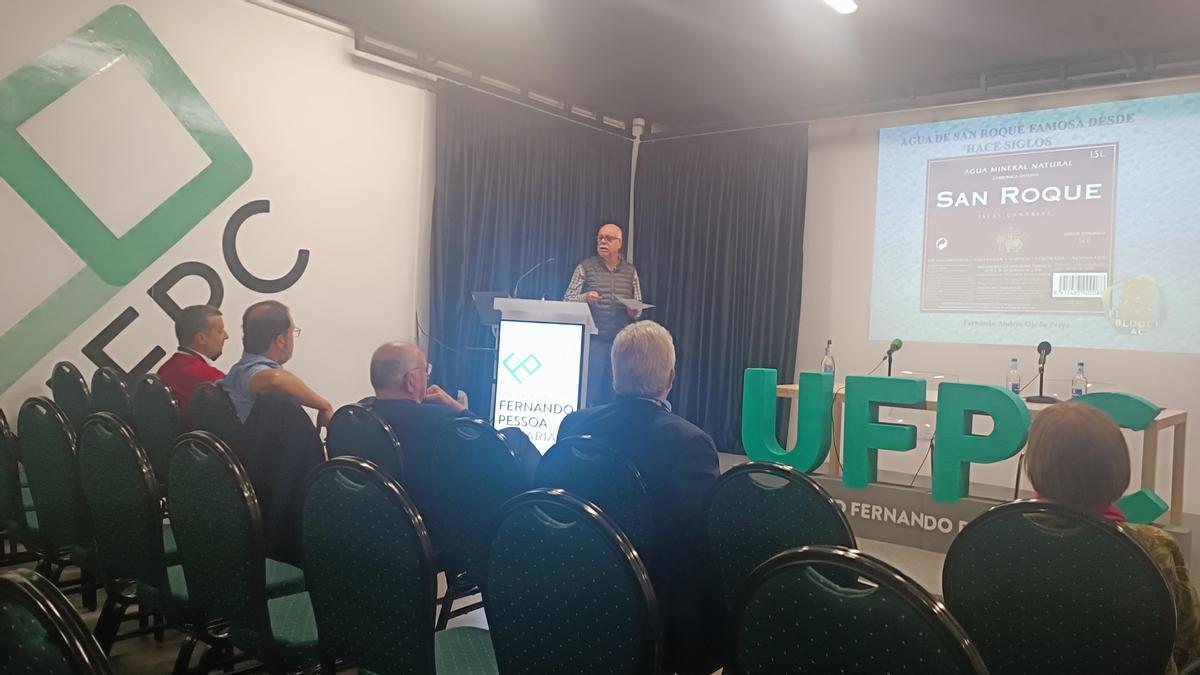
0, 4, 251, 393
743, 369, 1163, 506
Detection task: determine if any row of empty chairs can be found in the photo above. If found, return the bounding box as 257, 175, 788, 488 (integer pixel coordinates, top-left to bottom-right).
48, 361, 181, 489
0, 407, 37, 568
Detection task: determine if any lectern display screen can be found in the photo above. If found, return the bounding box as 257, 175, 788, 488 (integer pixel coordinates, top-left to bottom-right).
870, 91, 1200, 353
493, 319, 585, 452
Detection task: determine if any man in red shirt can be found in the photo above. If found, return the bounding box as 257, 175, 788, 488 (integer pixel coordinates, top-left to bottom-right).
157, 305, 228, 413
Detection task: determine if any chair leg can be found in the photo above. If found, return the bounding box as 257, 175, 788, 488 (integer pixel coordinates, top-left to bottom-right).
93, 591, 129, 656
322, 656, 337, 673
193, 628, 238, 674
435, 587, 455, 631
35, 557, 55, 579
192, 642, 220, 674
81, 572, 98, 612
154, 613, 166, 642
171, 633, 198, 675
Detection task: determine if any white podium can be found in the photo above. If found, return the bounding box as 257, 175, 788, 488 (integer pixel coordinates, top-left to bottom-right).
491, 298, 598, 452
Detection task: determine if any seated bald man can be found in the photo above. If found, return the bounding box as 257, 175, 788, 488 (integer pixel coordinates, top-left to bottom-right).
366, 342, 543, 515
364, 342, 473, 515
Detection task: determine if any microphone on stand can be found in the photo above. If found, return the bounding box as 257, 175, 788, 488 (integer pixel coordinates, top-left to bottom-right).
1027, 340, 1056, 404
1036, 340, 1052, 366
511, 257, 556, 298
885, 338, 903, 376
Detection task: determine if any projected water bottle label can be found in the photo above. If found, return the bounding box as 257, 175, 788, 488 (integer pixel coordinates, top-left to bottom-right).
920, 143, 1117, 315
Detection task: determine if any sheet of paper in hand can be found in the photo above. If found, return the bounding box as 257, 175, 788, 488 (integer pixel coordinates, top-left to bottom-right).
617, 297, 654, 311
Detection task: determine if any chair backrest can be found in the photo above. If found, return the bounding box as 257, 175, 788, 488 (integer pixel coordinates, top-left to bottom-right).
706, 461, 855, 611
0, 569, 112, 674
486, 489, 660, 675
89, 367, 133, 426
242, 394, 325, 566
17, 397, 91, 552
326, 405, 405, 483
943, 499, 1175, 675
167, 431, 270, 642
534, 435, 654, 558
77, 413, 167, 592
130, 374, 183, 486
0, 410, 28, 537
498, 426, 541, 484
189, 382, 243, 449
49, 362, 91, 435
735, 545, 986, 674
429, 418, 528, 580
302, 458, 437, 673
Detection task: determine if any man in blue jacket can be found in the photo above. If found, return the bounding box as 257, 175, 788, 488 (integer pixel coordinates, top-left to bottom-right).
558, 321, 721, 674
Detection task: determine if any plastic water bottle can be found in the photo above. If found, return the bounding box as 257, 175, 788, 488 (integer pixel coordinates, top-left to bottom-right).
821, 339, 836, 378
1006, 358, 1021, 395
1071, 362, 1088, 399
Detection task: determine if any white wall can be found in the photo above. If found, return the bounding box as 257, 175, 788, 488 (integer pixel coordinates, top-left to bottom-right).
0, 0, 434, 417
799, 76, 1200, 512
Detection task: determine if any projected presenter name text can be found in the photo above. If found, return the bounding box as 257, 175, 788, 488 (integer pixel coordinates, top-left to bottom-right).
936, 183, 1103, 208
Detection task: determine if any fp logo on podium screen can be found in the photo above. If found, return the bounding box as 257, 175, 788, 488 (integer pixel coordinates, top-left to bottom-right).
493, 319, 584, 452
502, 353, 543, 383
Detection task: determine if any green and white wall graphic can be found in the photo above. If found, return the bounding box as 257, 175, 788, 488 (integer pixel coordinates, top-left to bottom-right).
0, 0, 434, 415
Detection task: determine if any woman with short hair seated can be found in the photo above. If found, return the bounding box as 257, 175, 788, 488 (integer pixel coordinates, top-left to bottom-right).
1026, 401, 1200, 673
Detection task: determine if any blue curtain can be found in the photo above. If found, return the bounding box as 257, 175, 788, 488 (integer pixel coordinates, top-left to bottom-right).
634, 125, 808, 451
429, 82, 631, 411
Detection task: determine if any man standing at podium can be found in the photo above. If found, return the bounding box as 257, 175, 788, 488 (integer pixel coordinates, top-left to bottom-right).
565, 222, 643, 406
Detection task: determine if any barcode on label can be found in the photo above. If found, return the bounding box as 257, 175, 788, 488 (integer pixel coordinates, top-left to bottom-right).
1052, 272, 1107, 298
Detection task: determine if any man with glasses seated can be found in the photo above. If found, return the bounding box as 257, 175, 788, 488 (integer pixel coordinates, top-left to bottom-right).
565, 222, 643, 407
367, 342, 479, 511
221, 300, 334, 428
366, 342, 540, 513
